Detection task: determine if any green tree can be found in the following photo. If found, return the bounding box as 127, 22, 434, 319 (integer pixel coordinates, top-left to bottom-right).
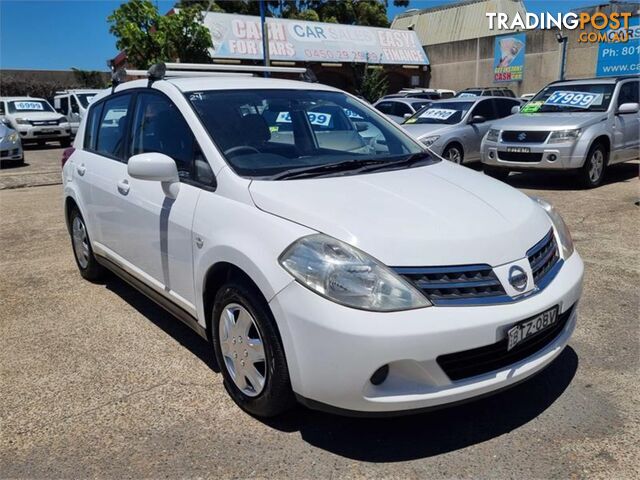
108, 0, 212, 68
354, 64, 389, 102
71, 68, 108, 88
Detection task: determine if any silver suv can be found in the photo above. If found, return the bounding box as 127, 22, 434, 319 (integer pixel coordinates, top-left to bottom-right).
481, 76, 640, 188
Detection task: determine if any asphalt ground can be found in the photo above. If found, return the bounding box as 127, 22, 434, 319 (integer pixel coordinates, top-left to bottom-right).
1, 146, 639, 478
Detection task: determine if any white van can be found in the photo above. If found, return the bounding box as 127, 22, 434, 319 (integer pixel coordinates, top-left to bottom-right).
0, 96, 71, 147
53, 90, 101, 135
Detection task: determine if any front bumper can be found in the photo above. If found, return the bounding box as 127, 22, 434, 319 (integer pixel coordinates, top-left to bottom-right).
17, 125, 71, 141
270, 251, 583, 414
482, 139, 587, 170
0, 142, 23, 161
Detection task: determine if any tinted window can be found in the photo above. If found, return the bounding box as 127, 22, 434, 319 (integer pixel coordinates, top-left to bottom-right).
77, 93, 97, 108
130, 92, 203, 181
393, 102, 412, 116
495, 99, 521, 117
84, 102, 103, 150
618, 81, 639, 106
95, 94, 131, 160
471, 99, 498, 120
530, 83, 615, 112
375, 101, 394, 114
0, 102, 4, 115
58, 97, 69, 115
70, 96, 79, 114
410, 101, 431, 111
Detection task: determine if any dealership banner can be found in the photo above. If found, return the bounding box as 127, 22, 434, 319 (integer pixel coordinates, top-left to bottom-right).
493, 33, 526, 82
596, 16, 640, 77
202, 12, 429, 65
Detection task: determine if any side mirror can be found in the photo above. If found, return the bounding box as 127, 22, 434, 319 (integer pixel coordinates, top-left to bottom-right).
128, 152, 180, 198
354, 121, 369, 132
511, 105, 521, 114
469, 115, 486, 124
617, 102, 639, 115
403, 113, 412, 119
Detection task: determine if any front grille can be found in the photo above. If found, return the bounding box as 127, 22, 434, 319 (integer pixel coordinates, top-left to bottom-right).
33, 130, 60, 136
528, 229, 560, 284
31, 119, 59, 126
497, 151, 543, 162
437, 304, 575, 381
501, 130, 550, 143
394, 264, 507, 305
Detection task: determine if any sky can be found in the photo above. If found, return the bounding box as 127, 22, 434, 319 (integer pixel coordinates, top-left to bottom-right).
0, 0, 607, 71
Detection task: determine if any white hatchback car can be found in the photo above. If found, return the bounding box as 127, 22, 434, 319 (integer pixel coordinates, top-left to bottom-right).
63, 64, 584, 417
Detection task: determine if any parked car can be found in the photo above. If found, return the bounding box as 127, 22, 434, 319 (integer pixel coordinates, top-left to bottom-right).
0, 96, 71, 147
53, 89, 101, 135
520, 93, 535, 101
373, 97, 433, 123
0, 123, 24, 166
63, 63, 583, 418
482, 75, 640, 187
456, 87, 516, 98
402, 96, 522, 163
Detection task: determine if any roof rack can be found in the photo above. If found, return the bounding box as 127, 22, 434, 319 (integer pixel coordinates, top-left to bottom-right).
126, 62, 307, 79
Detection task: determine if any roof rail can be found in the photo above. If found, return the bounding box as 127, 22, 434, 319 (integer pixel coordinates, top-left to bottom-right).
126, 62, 308, 81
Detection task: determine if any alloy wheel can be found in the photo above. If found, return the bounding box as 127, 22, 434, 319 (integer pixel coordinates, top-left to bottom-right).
589, 150, 604, 184
72, 216, 90, 269
219, 303, 267, 397
447, 147, 462, 164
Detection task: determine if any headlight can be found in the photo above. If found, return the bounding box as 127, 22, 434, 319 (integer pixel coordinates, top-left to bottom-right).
548, 129, 581, 144
279, 234, 431, 311
420, 135, 439, 147
15, 118, 30, 125
486, 129, 500, 142
531, 197, 574, 259
7, 132, 19, 143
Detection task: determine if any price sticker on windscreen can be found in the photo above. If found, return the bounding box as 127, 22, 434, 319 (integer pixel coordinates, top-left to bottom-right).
276, 111, 332, 127
544, 91, 603, 109
14, 101, 44, 110
419, 108, 457, 120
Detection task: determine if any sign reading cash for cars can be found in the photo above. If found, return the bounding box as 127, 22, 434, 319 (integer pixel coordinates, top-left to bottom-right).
202, 12, 429, 65
493, 33, 526, 82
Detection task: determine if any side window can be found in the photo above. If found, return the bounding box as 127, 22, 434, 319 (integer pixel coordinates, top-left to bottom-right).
0, 102, 4, 115
83, 102, 103, 150
393, 102, 412, 116
471, 99, 498, 120
375, 102, 394, 114
495, 99, 520, 118
618, 81, 639, 106
492, 90, 504, 97
59, 97, 69, 115
95, 94, 131, 161
130, 92, 205, 182
70, 96, 79, 114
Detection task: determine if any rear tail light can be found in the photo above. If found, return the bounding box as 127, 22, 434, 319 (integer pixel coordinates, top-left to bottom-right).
61, 147, 75, 168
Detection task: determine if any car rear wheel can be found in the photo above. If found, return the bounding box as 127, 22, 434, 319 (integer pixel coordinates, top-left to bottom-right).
443, 144, 464, 164
211, 280, 295, 417
69, 207, 105, 281
484, 165, 510, 181
579, 143, 607, 188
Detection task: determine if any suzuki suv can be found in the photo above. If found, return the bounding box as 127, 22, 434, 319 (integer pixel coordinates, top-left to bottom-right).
481, 76, 640, 188
63, 64, 583, 417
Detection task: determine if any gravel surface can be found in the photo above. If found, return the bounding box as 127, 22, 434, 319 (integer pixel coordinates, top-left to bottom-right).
1, 149, 638, 478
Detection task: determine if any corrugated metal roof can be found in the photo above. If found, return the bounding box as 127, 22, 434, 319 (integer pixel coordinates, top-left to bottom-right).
391, 0, 527, 46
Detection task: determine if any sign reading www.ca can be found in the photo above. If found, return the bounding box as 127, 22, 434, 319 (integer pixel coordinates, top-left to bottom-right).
596, 17, 640, 77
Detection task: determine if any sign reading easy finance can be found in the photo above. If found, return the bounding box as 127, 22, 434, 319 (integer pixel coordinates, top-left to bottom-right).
203, 12, 429, 64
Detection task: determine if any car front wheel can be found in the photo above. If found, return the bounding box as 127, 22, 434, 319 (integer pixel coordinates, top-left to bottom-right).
211, 280, 295, 417
443, 144, 464, 164
579, 143, 607, 188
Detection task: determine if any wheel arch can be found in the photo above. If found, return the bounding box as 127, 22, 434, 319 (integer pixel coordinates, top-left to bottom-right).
588, 135, 611, 164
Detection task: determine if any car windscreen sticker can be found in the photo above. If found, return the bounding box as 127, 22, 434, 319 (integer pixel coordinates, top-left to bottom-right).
520, 101, 544, 113
404, 117, 417, 124
14, 101, 44, 111
457, 93, 477, 98
343, 108, 364, 120
275, 111, 332, 127
418, 108, 457, 120
544, 91, 603, 109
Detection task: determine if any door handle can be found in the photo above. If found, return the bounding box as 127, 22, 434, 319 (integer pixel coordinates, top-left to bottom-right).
117, 179, 130, 195
76, 164, 86, 176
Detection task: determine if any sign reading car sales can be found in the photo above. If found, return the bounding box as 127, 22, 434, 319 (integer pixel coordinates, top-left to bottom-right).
201, 12, 429, 64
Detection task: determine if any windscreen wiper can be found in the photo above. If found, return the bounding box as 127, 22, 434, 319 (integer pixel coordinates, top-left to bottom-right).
271, 158, 392, 180
357, 151, 435, 173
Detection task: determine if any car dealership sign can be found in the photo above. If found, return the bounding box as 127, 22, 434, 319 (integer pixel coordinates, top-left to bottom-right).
202, 12, 429, 65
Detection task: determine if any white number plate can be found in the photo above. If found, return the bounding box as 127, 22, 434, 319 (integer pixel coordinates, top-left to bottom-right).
507, 307, 558, 351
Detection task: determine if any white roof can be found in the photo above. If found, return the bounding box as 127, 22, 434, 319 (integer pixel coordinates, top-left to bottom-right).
0, 96, 48, 102
166, 75, 340, 93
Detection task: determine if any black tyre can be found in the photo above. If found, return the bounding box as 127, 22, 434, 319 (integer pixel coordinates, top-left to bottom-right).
484, 165, 510, 181
60, 137, 72, 148
68, 207, 105, 281
211, 280, 295, 417
578, 142, 607, 188
443, 143, 464, 164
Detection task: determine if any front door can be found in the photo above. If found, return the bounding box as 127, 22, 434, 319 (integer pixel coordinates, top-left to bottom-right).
613, 80, 640, 163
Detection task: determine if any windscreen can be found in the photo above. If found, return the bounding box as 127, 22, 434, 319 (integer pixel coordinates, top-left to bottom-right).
76, 93, 97, 108
405, 101, 474, 125
8, 100, 55, 113
187, 89, 423, 178
524, 83, 615, 113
